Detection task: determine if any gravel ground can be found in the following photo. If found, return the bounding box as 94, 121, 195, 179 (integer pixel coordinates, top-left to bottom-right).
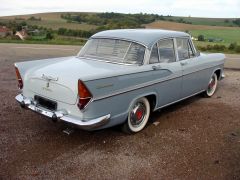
0, 44, 240, 179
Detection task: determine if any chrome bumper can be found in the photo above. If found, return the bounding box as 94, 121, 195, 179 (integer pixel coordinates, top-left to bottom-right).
221, 72, 225, 80
15, 94, 110, 130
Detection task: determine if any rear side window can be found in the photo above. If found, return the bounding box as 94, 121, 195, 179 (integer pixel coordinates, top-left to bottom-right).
176, 38, 195, 60
149, 39, 175, 64
124, 42, 146, 64
158, 39, 175, 63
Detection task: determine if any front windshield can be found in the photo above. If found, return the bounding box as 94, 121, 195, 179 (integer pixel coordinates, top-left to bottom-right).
78, 38, 146, 65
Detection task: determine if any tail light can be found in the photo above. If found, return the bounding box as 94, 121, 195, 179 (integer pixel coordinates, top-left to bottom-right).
77, 80, 92, 110
15, 67, 23, 89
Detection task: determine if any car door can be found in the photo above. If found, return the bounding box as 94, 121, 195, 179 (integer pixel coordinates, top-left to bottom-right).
176, 38, 207, 98
148, 38, 183, 108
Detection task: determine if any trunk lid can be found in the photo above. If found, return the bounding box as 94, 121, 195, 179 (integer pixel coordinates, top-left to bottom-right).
25, 56, 136, 105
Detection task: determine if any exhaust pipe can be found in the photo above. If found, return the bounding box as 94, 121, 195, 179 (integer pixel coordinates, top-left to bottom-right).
52, 113, 58, 122
20, 101, 25, 108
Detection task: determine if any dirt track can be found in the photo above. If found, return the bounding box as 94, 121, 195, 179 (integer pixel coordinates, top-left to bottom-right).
0, 44, 240, 179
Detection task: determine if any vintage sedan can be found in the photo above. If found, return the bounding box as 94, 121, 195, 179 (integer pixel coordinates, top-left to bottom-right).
15, 29, 225, 133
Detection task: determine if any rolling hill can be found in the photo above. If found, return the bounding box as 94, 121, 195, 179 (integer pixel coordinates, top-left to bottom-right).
0, 12, 240, 50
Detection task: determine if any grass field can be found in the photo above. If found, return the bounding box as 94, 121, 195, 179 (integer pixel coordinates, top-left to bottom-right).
0, 35, 86, 45
163, 16, 238, 27
190, 29, 240, 44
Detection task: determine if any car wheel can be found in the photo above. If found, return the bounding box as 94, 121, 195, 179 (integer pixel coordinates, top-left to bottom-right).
204, 73, 218, 97
122, 97, 150, 134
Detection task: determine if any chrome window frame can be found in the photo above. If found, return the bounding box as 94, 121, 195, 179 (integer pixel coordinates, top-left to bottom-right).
148, 37, 176, 64
175, 37, 197, 61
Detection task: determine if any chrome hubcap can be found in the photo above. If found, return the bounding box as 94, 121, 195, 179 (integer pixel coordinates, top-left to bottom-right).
130, 102, 146, 126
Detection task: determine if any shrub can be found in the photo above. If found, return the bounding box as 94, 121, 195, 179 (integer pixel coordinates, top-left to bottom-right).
198, 35, 205, 41
45, 31, 54, 40
197, 46, 207, 51
228, 42, 237, 50
213, 44, 226, 51
235, 46, 240, 53
206, 45, 212, 50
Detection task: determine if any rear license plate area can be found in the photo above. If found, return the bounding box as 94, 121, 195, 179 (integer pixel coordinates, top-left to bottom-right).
34, 95, 57, 111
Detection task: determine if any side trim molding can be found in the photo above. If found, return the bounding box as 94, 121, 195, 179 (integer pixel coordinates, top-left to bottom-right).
93, 65, 221, 102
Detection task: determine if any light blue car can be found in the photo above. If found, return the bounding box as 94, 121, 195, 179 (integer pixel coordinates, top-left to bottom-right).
15, 29, 225, 133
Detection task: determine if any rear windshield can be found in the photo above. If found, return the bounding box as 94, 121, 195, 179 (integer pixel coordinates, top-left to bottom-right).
78, 38, 146, 65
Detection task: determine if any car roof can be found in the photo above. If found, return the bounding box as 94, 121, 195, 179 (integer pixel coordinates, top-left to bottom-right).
91, 29, 190, 49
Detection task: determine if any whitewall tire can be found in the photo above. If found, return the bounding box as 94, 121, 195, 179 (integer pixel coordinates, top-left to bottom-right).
122, 97, 150, 134
204, 73, 218, 97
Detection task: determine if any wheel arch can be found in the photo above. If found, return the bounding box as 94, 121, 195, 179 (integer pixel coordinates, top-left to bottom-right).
127, 92, 158, 113
212, 68, 222, 80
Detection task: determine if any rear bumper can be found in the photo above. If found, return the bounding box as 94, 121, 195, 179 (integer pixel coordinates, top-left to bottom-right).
220, 72, 225, 80
15, 94, 110, 130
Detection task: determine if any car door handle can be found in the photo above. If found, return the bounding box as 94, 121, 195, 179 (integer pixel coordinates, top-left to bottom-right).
180, 61, 188, 66
152, 65, 161, 70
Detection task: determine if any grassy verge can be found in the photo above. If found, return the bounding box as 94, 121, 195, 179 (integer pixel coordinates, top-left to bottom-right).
193, 41, 240, 54
0, 37, 86, 46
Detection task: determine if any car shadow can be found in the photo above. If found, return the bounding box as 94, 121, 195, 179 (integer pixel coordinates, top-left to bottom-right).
149, 94, 203, 124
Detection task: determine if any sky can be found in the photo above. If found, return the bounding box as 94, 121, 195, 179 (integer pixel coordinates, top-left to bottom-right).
0, 0, 239, 18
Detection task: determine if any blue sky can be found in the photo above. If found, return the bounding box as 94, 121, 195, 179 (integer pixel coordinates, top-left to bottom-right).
0, 0, 239, 18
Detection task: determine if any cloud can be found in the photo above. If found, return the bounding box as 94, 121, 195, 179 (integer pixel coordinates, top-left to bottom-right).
0, 0, 239, 17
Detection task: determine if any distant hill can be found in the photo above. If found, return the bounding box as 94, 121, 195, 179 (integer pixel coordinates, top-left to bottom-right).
0, 12, 97, 30
0, 12, 239, 31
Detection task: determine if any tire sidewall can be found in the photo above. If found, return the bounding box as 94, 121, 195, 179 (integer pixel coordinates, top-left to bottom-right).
127, 97, 150, 133
206, 73, 218, 97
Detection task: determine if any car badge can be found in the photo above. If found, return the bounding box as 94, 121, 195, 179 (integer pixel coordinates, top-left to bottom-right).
42, 74, 58, 88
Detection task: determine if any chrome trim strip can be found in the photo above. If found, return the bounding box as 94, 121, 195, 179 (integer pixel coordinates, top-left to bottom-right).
220, 72, 225, 80
77, 56, 137, 66
61, 114, 110, 129
15, 94, 110, 130
154, 90, 205, 111
93, 65, 222, 101
89, 36, 148, 48
93, 73, 178, 101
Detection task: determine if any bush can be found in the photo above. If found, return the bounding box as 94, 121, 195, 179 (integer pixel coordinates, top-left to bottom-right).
213, 44, 226, 51
45, 31, 54, 40
57, 28, 93, 38
206, 45, 212, 50
235, 46, 240, 53
228, 42, 237, 50
198, 35, 205, 41
197, 46, 207, 51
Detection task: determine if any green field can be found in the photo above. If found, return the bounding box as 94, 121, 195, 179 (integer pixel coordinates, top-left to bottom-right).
190, 29, 240, 44
164, 16, 238, 27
